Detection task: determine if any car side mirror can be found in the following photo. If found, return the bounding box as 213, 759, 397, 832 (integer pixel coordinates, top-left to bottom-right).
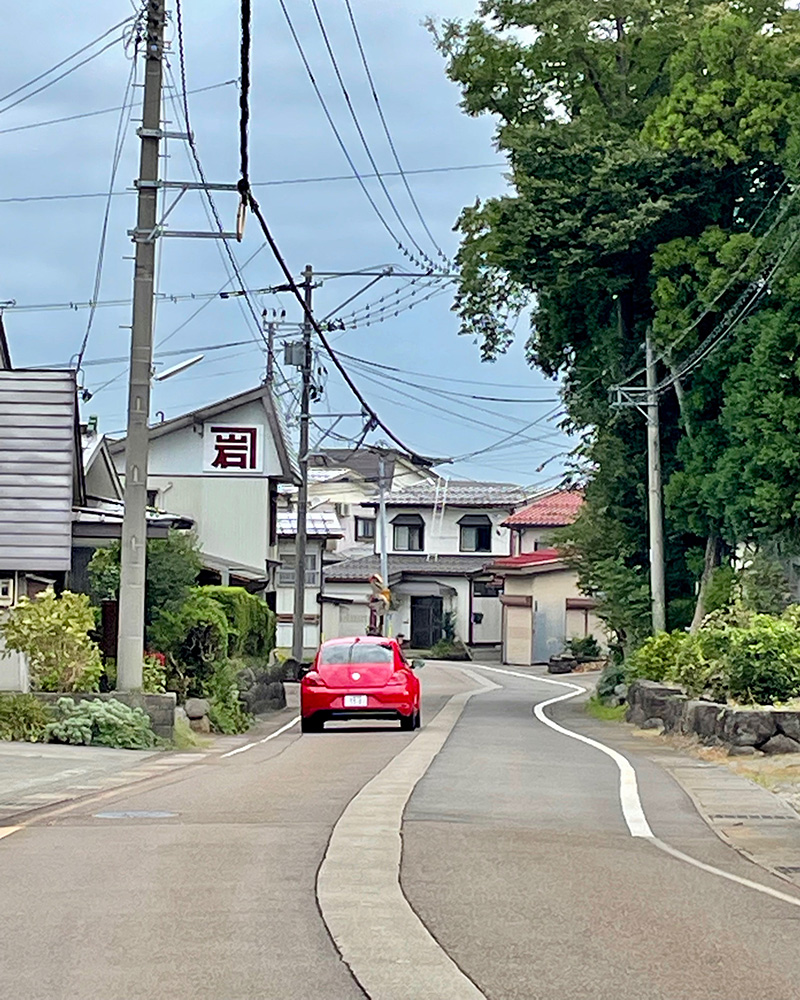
411, 659, 425, 670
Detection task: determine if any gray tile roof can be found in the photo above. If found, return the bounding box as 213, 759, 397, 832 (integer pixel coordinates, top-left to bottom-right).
278, 510, 343, 537
372, 481, 528, 509
325, 553, 491, 582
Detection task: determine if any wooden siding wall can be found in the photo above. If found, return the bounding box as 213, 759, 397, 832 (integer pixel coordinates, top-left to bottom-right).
0, 371, 76, 571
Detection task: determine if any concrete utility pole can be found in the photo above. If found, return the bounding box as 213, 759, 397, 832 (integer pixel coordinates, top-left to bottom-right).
116, 0, 165, 690
291, 265, 314, 663
378, 453, 390, 634
646, 331, 667, 632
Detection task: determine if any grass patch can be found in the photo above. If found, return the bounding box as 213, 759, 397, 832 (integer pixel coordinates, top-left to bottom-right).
171, 715, 211, 750
586, 696, 627, 722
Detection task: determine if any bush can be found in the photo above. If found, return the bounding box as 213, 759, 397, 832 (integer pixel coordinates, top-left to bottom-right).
429, 638, 469, 660
204, 660, 252, 734
142, 652, 167, 694
200, 586, 276, 658
45, 697, 156, 749
626, 605, 800, 705
0, 694, 52, 742
567, 635, 602, 660
0, 588, 103, 692
149, 590, 228, 699
596, 661, 627, 701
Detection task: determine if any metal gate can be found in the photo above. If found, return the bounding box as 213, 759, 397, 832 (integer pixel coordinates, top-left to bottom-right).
410, 596, 443, 648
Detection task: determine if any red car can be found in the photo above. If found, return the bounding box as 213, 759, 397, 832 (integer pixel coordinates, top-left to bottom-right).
300, 636, 422, 733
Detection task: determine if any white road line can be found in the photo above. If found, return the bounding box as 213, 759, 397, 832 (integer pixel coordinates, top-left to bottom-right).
317, 668, 500, 1000
470, 663, 800, 910
0, 826, 21, 842
220, 715, 300, 758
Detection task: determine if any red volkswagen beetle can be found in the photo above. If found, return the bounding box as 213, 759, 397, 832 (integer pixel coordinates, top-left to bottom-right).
300, 636, 422, 733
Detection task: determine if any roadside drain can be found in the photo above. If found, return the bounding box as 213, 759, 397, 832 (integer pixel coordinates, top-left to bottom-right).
93, 810, 177, 819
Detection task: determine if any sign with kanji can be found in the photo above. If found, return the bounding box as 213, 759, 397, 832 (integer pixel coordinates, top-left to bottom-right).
203, 423, 264, 473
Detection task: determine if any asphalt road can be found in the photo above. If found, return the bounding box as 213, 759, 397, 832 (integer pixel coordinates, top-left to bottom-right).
2, 662, 800, 1000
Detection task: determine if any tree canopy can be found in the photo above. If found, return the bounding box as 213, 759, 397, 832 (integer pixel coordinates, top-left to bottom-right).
433, 1, 800, 641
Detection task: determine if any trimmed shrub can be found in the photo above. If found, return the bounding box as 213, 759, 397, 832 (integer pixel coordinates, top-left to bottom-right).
0, 588, 103, 692
725, 614, 800, 704
204, 659, 253, 734
0, 694, 52, 742
567, 635, 602, 660
45, 697, 156, 749
200, 586, 276, 659
149, 590, 228, 699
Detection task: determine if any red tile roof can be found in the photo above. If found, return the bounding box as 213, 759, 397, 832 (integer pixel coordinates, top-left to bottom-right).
489, 548, 563, 569
502, 489, 583, 527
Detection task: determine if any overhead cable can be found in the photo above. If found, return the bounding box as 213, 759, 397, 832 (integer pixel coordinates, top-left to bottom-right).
343, 0, 452, 268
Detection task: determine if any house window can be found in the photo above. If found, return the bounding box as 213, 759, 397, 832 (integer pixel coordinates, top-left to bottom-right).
392, 513, 424, 551
355, 516, 376, 541
278, 552, 319, 587
458, 514, 492, 552
146, 489, 158, 507
473, 580, 503, 598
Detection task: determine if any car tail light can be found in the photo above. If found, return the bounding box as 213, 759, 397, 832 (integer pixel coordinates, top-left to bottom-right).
303, 671, 327, 687
385, 671, 407, 687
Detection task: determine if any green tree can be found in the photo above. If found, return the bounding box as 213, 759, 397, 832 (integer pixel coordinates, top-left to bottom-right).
89, 529, 202, 632
433, 2, 800, 640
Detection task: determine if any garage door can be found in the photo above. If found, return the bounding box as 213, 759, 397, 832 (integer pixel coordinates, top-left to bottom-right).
504, 605, 532, 665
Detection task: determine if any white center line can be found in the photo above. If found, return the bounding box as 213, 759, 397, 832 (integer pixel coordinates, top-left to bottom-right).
220, 715, 300, 757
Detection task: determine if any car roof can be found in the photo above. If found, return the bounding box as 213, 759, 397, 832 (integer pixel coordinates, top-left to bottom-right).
321, 635, 396, 646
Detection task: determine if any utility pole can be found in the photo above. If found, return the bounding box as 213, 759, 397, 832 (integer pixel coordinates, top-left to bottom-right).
646, 331, 667, 632
116, 0, 165, 690
291, 265, 314, 664
264, 310, 275, 384
378, 453, 390, 635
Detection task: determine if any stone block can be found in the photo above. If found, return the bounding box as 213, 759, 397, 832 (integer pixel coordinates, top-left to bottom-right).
184, 698, 211, 720
189, 716, 211, 734
721, 709, 777, 747
773, 711, 800, 743
683, 700, 725, 738
760, 734, 800, 755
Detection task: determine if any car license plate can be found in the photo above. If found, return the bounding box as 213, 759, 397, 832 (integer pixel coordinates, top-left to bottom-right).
344, 694, 368, 708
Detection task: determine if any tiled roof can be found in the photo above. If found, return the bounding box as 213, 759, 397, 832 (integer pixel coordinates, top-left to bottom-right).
278, 510, 343, 537
502, 489, 583, 527
374, 480, 528, 509
325, 553, 492, 582
488, 548, 564, 569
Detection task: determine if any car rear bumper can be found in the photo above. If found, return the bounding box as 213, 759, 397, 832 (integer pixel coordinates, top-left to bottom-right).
301, 687, 416, 719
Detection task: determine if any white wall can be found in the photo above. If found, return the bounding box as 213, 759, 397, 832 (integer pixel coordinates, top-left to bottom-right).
387, 506, 513, 557
117, 399, 285, 578
0, 635, 28, 692
275, 539, 324, 652
472, 592, 502, 643
518, 527, 557, 553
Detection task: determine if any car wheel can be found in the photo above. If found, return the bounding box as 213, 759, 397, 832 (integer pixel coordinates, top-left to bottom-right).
301, 716, 322, 733
399, 712, 415, 731
414, 710, 421, 730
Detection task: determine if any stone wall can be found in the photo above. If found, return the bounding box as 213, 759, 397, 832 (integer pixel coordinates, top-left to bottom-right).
626, 679, 800, 754
33, 691, 176, 741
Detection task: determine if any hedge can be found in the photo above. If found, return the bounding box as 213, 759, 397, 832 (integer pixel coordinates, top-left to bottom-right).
200, 586, 276, 659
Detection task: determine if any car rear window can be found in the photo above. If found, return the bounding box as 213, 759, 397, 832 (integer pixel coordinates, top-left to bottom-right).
319, 642, 394, 665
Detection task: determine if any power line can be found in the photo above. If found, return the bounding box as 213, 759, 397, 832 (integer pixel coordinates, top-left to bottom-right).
308, 0, 440, 273
0, 78, 238, 137
334, 351, 545, 390
275, 0, 436, 273
342, 0, 452, 268
0, 32, 129, 116
0, 163, 502, 203
76, 40, 141, 370
0, 15, 133, 107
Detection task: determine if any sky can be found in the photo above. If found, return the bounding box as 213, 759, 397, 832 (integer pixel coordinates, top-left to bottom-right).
0, 1, 570, 485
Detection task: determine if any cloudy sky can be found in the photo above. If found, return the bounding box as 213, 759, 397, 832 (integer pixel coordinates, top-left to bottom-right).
0, 0, 568, 483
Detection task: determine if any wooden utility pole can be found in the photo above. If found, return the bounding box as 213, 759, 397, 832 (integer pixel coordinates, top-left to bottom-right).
116, 0, 165, 690
291, 265, 314, 663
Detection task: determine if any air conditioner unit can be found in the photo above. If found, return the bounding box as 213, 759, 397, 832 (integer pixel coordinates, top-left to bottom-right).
0, 577, 15, 607
335, 503, 350, 518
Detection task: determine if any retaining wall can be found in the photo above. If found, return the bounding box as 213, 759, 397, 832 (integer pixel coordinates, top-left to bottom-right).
33, 691, 176, 741
626, 679, 800, 753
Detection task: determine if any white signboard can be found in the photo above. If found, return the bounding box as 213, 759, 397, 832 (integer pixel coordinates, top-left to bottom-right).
203, 423, 264, 473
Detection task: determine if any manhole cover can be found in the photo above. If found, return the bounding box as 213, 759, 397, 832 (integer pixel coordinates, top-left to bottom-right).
93, 810, 177, 819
